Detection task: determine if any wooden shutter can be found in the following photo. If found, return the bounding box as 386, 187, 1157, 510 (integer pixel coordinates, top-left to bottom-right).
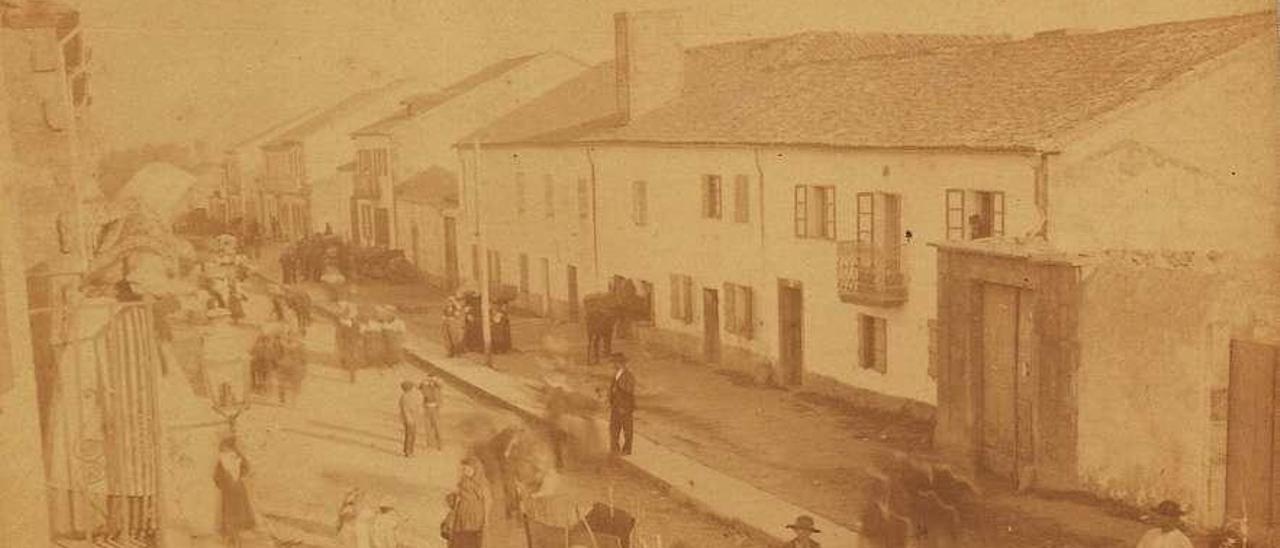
992, 191, 1006, 236
740, 286, 754, 339
794, 186, 808, 237
723, 283, 736, 335
823, 186, 837, 239
519, 254, 530, 294
946, 189, 966, 241
859, 315, 873, 369
682, 276, 694, 323
856, 192, 875, 244
734, 175, 750, 223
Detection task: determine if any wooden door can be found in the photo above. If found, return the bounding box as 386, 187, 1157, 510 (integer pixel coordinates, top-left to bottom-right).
981, 284, 1020, 482
703, 288, 721, 363
777, 281, 803, 385
541, 258, 551, 317
443, 217, 459, 290
567, 265, 579, 320
1227, 340, 1280, 546
374, 208, 390, 246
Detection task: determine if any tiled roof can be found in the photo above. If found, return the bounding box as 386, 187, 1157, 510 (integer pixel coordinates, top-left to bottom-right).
352, 54, 554, 137
464, 31, 1005, 145
266, 77, 428, 146
395, 166, 459, 210
471, 11, 1274, 150
226, 107, 321, 153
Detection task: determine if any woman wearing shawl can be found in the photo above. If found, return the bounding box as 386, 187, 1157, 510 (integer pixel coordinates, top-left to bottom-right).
214, 437, 255, 547
379, 306, 407, 368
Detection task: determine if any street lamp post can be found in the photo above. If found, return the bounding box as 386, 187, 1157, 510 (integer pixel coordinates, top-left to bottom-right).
472, 141, 493, 367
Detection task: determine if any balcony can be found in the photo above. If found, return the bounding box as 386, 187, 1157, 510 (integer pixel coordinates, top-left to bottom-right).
837, 240, 908, 306
353, 173, 383, 199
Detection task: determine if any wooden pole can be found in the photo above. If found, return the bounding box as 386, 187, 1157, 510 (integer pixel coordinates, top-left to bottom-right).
473, 140, 493, 367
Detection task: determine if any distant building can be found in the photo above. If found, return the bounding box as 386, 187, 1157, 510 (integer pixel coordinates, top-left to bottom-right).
258, 77, 434, 242
222, 107, 321, 228
461, 9, 1279, 529
337, 51, 584, 292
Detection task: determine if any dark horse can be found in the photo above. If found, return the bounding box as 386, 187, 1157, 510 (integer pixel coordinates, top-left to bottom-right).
583, 278, 647, 365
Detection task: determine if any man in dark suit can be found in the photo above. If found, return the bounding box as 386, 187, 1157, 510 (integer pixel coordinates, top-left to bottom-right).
608, 353, 636, 455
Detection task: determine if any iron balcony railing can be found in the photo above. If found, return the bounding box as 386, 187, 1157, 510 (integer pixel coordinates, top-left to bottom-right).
837, 240, 908, 306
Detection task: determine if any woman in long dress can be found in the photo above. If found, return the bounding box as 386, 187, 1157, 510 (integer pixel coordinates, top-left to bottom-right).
214, 437, 255, 547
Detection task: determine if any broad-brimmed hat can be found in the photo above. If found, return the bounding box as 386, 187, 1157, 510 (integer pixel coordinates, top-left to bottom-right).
786, 515, 820, 533
1153, 500, 1185, 518
377, 495, 396, 509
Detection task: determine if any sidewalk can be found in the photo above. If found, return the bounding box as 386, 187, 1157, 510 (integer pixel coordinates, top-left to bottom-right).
256, 246, 1153, 547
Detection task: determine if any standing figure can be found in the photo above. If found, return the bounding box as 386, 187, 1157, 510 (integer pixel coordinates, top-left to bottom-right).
336, 302, 361, 383
490, 303, 511, 354
279, 245, 296, 284
336, 488, 370, 548
782, 515, 823, 548
226, 281, 248, 323
420, 377, 444, 450
1136, 501, 1194, 548
461, 295, 483, 353
276, 330, 306, 406
379, 306, 407, 368
284, 285, 312, 336
249, 327, 283, 394
608, 353, 636, 456
214, 437, 255, 547
441, 296, 462, 357
398, 381, 424, 457
446, 457, 487, 548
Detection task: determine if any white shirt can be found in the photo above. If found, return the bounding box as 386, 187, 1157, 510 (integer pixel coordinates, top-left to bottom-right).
614, 369, 624, 382
1135, 528, 1193, 548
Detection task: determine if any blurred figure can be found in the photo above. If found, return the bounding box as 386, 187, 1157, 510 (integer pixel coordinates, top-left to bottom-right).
398, 381, 424, 457
369, 497, 403, 548
336, 302, 362, 383
420, 377, 444, 450
441, 295, 463, 357
1136, 500, 1193, 548
783, 515, 822, 548
336, 488, 372, 548
446, 457, 487, 548
378, 306, 407, 368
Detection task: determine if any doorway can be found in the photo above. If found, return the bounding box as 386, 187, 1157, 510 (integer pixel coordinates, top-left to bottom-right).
541, 258, 551, 317
703, 288, 721, 363
980, 283, 1022, 483
443, 217, 458, 290
1226, 340, 1280, 546
567, 265, 579, 321
410, 224, 421, 267
777, 280, 803, 385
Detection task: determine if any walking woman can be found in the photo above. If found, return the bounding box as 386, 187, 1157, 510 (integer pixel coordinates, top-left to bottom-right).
214, 437, 255, 547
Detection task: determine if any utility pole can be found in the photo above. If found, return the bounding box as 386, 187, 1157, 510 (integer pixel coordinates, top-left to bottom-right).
472, 141, 493, 367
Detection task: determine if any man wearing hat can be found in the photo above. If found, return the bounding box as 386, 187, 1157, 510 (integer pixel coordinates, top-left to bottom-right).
608, 353, 636, 456
1135, 500, 1193, 548
783, 515, 821, 547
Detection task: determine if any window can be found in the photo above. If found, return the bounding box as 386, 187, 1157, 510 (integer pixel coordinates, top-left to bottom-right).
701, 175, 722, 219
733, 175, 750, 223
359, 203, 374, 243
516, 172, 526, 216
519, 254, 530, 295
357, 148, 389, 177
487, 250, 502, 285
946, 189, 1005, 241
669, 274, 693, 323
632, 180, 648, 226
639, 280, 655, 323
859, 314, 888, 373
544, 175, 555, 219
722, 283, 755, 338
927, 319, 939, 380
577, 178, 590, 219
794, 185, 836, 239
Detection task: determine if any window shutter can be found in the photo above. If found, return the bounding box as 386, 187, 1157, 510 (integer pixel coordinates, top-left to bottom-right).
670, 274, 681, 320
734, 175, 749, 223
682, 276, 693, 323
824, 186, 837, 239
723, 282, 736, 335
740, 286, 754, 339
993, 191, 1006, 236
946, 189, 965, 241
794, 185, 808, 237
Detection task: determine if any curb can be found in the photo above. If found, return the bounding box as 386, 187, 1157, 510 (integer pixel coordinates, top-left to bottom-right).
251, 271, 864, 547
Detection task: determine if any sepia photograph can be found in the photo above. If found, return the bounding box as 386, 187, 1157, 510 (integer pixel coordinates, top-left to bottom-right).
0, 1, 1276, 547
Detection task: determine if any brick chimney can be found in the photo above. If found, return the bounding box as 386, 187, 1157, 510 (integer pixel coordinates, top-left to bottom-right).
614, 10, 684, 123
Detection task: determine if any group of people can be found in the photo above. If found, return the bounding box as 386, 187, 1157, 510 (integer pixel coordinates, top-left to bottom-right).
440, 292, 512, 357
330, 457, 488, 548
336, 302, 408, 382
249, 321, 306, 406
396, 377, 444, 457
279, 230, 352, 286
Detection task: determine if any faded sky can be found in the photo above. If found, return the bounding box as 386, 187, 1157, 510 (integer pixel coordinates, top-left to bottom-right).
71, 0, 1271, 151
